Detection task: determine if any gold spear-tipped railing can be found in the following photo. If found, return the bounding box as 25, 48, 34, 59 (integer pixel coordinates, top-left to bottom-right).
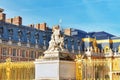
75, 54, 120, 80
0, 58, 35, 80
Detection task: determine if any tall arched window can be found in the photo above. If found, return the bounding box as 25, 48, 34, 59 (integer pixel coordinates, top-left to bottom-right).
21, 50, 26, 58
30, 51, 35, 58
12, 48, 17, 56
2, 47, 8, 55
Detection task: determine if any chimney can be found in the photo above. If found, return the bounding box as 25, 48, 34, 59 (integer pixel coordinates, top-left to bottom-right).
35, 24, 40, 29
6, 18, 13, 24
13, 16, 22, 26
28, 24, 34, 28
40, 23, 46, 31
0, 8, 6, 22
64, 28, 71, 36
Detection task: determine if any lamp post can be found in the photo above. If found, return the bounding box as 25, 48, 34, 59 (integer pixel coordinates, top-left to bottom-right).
71, 38, 74, 53
43, 33, 46, 50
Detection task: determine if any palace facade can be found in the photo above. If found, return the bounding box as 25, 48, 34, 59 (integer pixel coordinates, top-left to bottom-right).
0, 8, 120, 61
0, 8, 120, 79
0, 8, 90, 62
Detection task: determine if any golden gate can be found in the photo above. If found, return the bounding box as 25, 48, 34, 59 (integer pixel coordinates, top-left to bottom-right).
76, 54, 120, 80
0, 58, 35, 80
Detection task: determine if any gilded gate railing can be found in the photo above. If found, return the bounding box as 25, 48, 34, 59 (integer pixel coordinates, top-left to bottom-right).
0, 58, 35, 80
76, 54, 120, 80
76, 55, 109, 80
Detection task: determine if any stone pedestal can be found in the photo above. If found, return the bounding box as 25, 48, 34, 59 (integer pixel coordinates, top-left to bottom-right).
34, 26, 76, 80
34, 59, 76, 80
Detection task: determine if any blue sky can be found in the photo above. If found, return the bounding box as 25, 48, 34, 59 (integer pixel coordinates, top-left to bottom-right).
0, 0, 120, 36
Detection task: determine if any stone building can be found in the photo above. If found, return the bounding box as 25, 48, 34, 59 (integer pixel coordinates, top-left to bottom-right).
0, 8, 82, 62
0, 8, 120, 79
0, 8, 52, 62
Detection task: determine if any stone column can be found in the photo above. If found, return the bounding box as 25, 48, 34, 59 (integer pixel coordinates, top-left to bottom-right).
18, 49, 21, 61
27, 50, 30, 61
8, 48, 12, 58
0, 46, 2, 62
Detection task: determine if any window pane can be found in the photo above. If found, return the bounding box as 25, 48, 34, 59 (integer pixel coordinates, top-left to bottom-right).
30, 51, 35, 58
22, 50, 26, 57
13, 49, 16, 56
2, 48, 7, 55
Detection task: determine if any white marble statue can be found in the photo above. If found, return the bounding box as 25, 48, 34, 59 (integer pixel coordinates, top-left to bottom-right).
46, 25, 64, 52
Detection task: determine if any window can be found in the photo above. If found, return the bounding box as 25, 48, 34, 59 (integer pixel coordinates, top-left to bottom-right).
30, 51, 35, 58
38, 52, 43, 57
12, 49, 17, 56
21, 50, 26, 57
0, 27, 3, 37
2, 48, 7, 55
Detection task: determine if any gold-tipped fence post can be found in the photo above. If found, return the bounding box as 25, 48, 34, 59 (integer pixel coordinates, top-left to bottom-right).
0, 58, 35, 80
